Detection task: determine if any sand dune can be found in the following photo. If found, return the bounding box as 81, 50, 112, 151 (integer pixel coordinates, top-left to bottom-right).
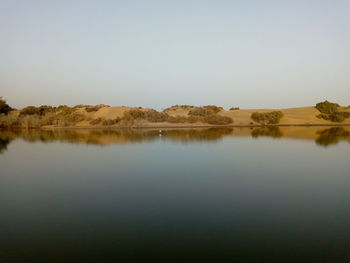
73, 105, 350, 127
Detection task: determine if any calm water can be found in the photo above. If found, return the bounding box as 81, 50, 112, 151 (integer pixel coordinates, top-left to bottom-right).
1, 127, 350, 263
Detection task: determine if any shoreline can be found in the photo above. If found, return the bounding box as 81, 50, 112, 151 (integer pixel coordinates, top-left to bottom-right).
2, 123, 350, 131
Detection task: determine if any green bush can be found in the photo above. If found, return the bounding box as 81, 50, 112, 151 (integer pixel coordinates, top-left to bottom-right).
316, 100, 339, 114
328, 112, 350, 122
229, 107, 240, 111
0, 97, 13, 115
251, 111, 284, 125
316, 101, 350, 122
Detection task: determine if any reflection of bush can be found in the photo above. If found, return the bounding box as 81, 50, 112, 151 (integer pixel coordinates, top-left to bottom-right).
251, 127, 283, 138
315, 127, 350, 147
164, 128, 233, 142
0, 128, 235, 146
0, 138, 11, 154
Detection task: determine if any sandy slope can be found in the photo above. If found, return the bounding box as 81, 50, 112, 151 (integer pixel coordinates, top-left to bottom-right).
222, 107, 350, 125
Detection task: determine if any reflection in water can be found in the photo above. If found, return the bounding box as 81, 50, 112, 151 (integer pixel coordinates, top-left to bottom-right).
315, 127, 350, 147
0, 138, 10, 153
0, 128, 233, 147
1, 126, 350, 154
251, 127, 283, 138
1, 127, 350, 263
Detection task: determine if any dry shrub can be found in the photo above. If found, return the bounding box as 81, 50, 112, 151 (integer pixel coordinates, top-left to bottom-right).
188, 105, 223, 117
316, 101, 339, 114
123, 109, 168, 122
315, 101, 350, 123
251, 111, 283, 125
102, 118, 121, 126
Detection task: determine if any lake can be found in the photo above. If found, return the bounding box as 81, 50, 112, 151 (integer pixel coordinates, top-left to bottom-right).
1, 127, 350, 263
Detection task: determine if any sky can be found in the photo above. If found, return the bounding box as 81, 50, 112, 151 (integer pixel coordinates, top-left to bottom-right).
1, 0, 350, 110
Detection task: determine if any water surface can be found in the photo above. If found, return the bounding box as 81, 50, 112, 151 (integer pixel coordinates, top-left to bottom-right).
1, 127, 350, 263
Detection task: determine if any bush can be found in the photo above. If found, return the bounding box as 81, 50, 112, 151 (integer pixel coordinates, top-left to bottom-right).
123, 109, 169, 122
85, 106, 100, 112
85, 105, 108, 112
188, 107, 212, 117
0, 97, 13, 115
20, 105, 56, 116
251, 111, 284, 125
168, 116, 188, 123
187, 116, 203, 123
0, 114, 20, 128
188, 106, 223, 117
202, 105, 223, 114
229, 107, 240, 111
102, 118, 121, 126
163, 105, 195, 111
316, 101, 350, 122
316, 100, 339, 114
188, 106, 222, 117
20, 106, 40, 116
204, 115, 233, 125
123, 109, 146, 120
145, 109, 169, 122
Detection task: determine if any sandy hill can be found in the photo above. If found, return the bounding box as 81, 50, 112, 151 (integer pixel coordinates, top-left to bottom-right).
75, 105, 350, 127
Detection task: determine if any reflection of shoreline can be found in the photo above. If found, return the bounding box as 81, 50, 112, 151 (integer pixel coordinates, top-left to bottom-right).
315, 127, 350, 147
1, 127, 350, 153
251, 127, 283, 138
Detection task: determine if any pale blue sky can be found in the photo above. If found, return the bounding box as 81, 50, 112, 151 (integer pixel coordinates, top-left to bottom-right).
1, 0, 349, 109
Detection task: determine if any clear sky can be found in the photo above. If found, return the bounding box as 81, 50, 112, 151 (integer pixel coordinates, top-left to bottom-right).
1, 0, 349, 110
